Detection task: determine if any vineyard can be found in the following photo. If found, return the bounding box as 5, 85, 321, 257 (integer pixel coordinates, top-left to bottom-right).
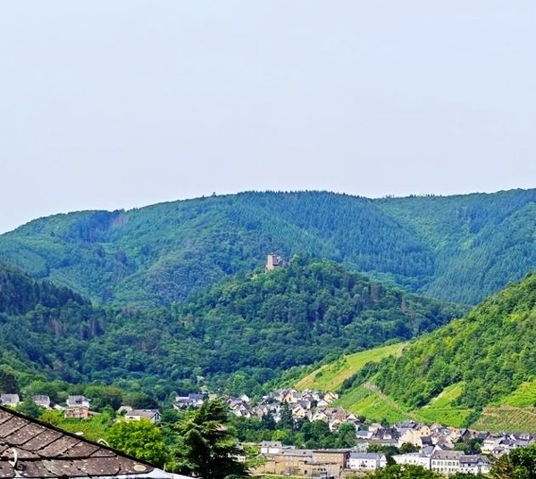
295, 343, 405, 391
499, 380, 536, 408
472, 406, 536, 433
336, 383, 414, 425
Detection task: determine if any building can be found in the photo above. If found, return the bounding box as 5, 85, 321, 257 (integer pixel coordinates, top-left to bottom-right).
256, 448, 313, 476
430, 450, 464, 475
125, 408, 162, 424
33, 395, 51, 408
66, 395, 91, 408
266, 253, 284, 271
260, 441, 283, 455
0, 394, 20, 407
459, 455, 491, 475
173, 393, 205, 409
347, 452, 387, 471
64, 405, 90, 419
0, 405, 191, 478
392, 452, 431, 469
256, 448, 350, 478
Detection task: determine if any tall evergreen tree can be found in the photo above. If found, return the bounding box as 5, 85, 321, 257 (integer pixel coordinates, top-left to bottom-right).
173, 399, 249, 479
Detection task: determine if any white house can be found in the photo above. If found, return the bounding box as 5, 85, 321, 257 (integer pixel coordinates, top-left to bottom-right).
173, 393, 205, 409
0, 394, 20, 407
393, 452, 431, 469
66, 395, 90, 408
260, 441, 283, 455
459, 455, 491, 475
124, 409, 161, 424
430, 450, 463, 475
33, 395, 51, 408
347, 452, 387, 471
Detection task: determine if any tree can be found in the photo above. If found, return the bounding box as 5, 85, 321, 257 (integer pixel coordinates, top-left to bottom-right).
131, 393, 159, 410
16, 397, 41, 419
84, 385, 123, 411
491, 443, 536, 479
0, 371, 18, 393
336, 423, 357, 447
399, 442, 420, 454
173, 399, 249, 479
278, 403, 294, 430
106, 419, 168, 467
260, 413, 276, 431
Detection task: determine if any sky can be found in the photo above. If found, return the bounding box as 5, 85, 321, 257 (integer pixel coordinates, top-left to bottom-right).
1, 1, 535, 233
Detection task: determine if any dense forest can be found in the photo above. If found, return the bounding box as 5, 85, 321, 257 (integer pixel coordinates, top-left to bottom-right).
350, 272, 536, 410
0, 189, 535, 306
0, 258, 465, 397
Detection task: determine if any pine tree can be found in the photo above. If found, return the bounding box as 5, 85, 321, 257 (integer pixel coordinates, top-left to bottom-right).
173, 399, 249, 479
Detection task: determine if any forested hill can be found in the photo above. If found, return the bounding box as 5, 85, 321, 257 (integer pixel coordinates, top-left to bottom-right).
170, 256, 466, 390
0, 189, 535, 305
0, 263, 107, 381
376, 188, 536, 304
0, 259, 466, 397
363, 271, 536, 411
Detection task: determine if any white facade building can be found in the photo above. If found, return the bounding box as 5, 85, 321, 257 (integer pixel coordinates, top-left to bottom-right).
392, 452, 431, 469
347, 452, 387, 471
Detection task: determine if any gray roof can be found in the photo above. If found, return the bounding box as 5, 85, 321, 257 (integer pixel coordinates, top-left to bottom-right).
432, 450, 464, 460
460, 455, 490, 465
349, 453, 384, 460
0, 406, 187, 478
126, 409, 160, 419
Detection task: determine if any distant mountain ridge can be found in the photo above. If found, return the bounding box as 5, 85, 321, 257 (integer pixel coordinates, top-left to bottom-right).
0, 189, 535, 305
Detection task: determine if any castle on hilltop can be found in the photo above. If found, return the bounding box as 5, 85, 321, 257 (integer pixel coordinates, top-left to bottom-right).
266, 253, 284, 271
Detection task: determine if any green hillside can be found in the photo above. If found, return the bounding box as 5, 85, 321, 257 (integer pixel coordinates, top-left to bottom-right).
1, 189, 535, 306
167, 256, 465, 392
292, 344, 473, 428
377, 189, 536, 304
0, 258, 465, 397
294, 343, 405, 391
371, 272, 536, 409
293, 272, 536, 430
327, 272, 536, 430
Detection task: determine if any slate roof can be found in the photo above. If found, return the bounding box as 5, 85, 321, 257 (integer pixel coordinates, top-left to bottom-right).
0, 406, 188, 478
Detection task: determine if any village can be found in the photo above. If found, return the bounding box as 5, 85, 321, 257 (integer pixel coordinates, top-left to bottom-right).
2, 388, 534, 477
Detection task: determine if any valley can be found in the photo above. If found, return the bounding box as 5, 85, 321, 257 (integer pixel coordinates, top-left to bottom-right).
1, 188, 536, 476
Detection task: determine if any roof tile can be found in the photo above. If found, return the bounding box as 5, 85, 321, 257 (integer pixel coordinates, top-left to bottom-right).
0, 417, 28, 438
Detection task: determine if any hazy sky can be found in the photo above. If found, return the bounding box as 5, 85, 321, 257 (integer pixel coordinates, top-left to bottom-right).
1, 1, 535, 233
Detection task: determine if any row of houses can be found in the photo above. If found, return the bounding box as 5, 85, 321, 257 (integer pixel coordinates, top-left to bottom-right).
355, 420, 536, 457
226, 389, 346, 429
257, 442, 491, 477
0, 393, 164, 424
393, 449, 490, 475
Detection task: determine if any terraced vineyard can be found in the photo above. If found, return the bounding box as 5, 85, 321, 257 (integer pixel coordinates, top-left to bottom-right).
416, 383, 474, 427
499, 380, 536, 408
295, 343, 405, 392
472, 406, 536, 433
295, 347, 477, 426
335, 383, 413, 425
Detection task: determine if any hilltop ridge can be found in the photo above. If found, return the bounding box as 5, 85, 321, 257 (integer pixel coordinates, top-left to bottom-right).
1, 189, 535, 306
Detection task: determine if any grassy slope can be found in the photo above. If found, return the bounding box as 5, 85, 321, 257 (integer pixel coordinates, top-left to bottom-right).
337, 381, 473, 428
293, 343, 413, 425
295, 343, 405, 391
337, 383, 412, 425
295, 346, 535, 430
